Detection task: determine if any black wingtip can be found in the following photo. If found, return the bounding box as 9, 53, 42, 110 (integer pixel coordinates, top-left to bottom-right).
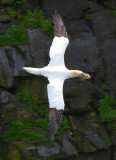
53, 9, 60, 18
47, 108, 63, 139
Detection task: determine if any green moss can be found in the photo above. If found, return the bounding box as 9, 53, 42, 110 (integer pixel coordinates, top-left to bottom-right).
15, 0, 27, 5
19, 85, 70, 135
21, 10, 53, 36
0, 24, 29, 46
84, 13, 91, 20
4, 84, 71, 141
16, 84, 71, 130
105, 137, 112, 147
58, 115, 71, 133
0, 9, 53, 46
7, 7, 22, 18
102, 84, 108, 90
98, 92, 116, 129
16, 84, 70, 128
107, 122, 116, 130
4, 118, 45, 141
16, 85, 31, 102
7, 7, 17, 17
16, 85, 46, 116
112, 10, 116, 16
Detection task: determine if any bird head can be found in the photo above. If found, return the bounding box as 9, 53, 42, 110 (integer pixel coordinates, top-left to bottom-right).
72, 70, 91, 79
80, 73, 91, 79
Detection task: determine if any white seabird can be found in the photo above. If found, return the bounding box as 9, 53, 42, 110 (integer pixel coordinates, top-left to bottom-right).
23, 11, 91, 138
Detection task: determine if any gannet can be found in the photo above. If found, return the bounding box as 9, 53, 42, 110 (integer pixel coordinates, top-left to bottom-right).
23, 11, 91, 138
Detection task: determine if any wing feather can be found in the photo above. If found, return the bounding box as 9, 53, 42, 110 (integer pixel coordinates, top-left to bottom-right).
48, 11, 69, 67
48, 108, 63, 138
53, 10, 68, 38
47, 80, 64, 138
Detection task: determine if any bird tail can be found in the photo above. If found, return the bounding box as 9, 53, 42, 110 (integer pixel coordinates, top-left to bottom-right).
23, 67, 41, 75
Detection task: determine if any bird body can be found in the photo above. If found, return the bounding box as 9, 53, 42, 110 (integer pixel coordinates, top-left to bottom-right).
24, 65, 71, 81
23, 11, 91, 138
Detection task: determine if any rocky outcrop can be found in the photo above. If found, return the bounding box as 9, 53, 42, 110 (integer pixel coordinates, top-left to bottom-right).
0, 0, 116, 160
0, 29, 50, 88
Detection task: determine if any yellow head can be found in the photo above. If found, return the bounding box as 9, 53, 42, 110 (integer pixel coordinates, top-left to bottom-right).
71, 70, 91, 79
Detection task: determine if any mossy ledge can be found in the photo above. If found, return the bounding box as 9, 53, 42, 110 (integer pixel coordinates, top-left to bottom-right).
4, 85, 71, 141
0, 9, 53, 46
98, 92, 116, 130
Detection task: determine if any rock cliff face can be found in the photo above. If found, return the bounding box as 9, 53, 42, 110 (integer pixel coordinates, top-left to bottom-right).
0, 0, 116, 160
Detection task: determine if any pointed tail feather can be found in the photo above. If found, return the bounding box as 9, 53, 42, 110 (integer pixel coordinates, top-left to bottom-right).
23, 67, 40, 75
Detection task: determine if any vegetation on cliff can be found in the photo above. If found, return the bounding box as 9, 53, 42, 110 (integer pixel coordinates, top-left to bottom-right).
4, 84, 71, 141
112, 9, 116, 16
0, 9, 53, 46
98, 92, 116, 130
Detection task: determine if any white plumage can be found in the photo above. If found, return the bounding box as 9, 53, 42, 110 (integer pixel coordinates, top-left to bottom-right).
23, 11, 91, 138
49, 36, 69, 67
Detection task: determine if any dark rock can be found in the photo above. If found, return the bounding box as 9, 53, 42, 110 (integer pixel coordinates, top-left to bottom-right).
0, 19, 20, 35
0, 47, 14, 88
37, 143, 60, 158
91, 9, 116, 41
103, 0, 116, 9
43, 0, 103, 19
0, 15, 10, 22
0, 45, 30, 88
5, 45, 31, 76
6, 141, 37, 160
113, 146, 116, 160
0, 22, 11, 35
100, 39, 116, 96
17, 45, 32, 67
1, 99, 32, 124
84, 131, 108, 149
1, 103, 15, 124
81, 149, 111, 160
61, 134, 78, 156
65, 7, 82, 20
43, 0, 82, 19
24, 146, 36, 151
64, 19, 91, 39
0, 9, 11, 22
87, 1, 104, 12
0, 0, 14, 4
111, 130, 116, 145
70, 115, 108, 151
27, 28, 51, 68
0, 28, 51, 88
64, 80, 95, 112
65, 32, 101, 72
0, 90, 13, 103
0, 126, 1, 138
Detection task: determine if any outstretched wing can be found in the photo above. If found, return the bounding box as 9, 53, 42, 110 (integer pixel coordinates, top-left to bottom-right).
47, 80, 64, 138
48, 11, 69, 67
53, 10, 68, 38
48, 108, 63, 138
